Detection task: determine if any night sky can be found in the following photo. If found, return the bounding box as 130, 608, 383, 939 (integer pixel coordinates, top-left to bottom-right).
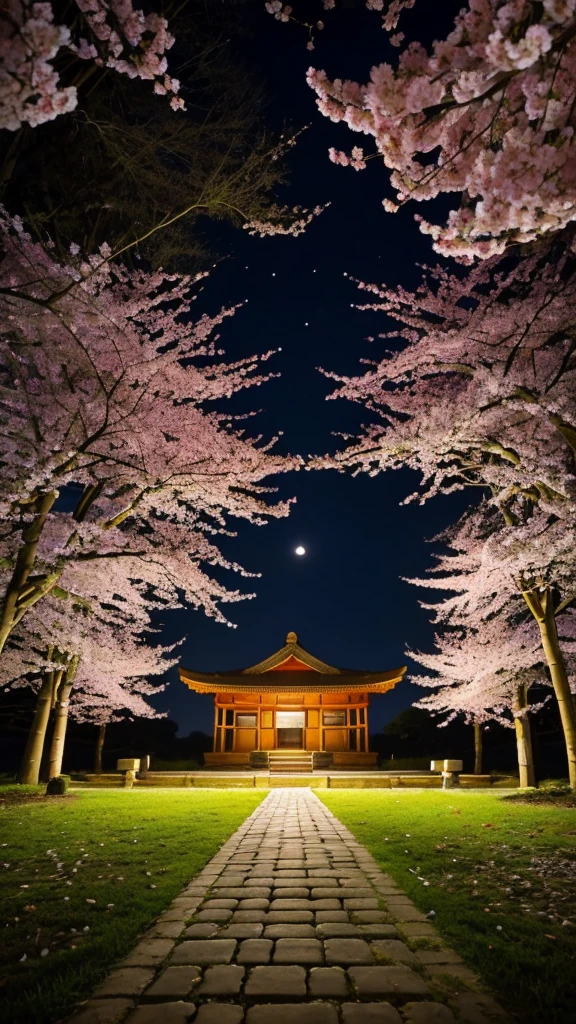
152, 1, 470, 737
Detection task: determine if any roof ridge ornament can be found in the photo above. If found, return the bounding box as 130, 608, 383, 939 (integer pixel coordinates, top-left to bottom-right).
286, 631, 298, 645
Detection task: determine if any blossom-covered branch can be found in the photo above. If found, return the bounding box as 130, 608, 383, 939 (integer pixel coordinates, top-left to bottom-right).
0, 210, 298, 653
324, 239, 576, 521
308, 0, 576, 260
0, 0, 183, 132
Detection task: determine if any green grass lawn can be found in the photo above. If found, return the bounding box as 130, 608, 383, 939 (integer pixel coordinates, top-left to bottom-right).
0, 786, 265, 1024
317, 789, 576, 1024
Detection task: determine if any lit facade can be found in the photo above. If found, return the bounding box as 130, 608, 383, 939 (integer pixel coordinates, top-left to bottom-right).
179, 631, 406, 767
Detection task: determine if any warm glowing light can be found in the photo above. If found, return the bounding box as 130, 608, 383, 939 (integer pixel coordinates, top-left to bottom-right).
295, 545, 306, 556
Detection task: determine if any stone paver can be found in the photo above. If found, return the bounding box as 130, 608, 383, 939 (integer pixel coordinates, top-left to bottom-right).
67, 788, 511, 1024
244, 965, 307, 998
348, 965, 431, 999
169, 939, 237, 964
273, 938, 323, 964
247, 1006, 338, 1024
142, 966, 200, 1000
198, 965, 245, 995
342, 1004, 402, 1024
126, 1004, 196, 1024
237, 939, 274, 964
68, 999, 135, 1024
195, 1007, 244, 1024
403, 1003, 457, 1024
121, 938, 175, 967
325, 938, 374, 965
371, 939, 417, 964
308, 966, 349, 997
93, 968, 154, 998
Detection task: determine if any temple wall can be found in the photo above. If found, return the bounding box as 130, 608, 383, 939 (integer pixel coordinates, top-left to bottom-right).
212, 691, 370, 753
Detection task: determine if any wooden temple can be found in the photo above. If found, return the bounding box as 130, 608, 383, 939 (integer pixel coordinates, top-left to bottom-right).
179, 631, 406, 768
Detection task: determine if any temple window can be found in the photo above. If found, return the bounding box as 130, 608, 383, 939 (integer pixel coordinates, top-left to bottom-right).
236, 713, 257, 728
323, 711, 346, 726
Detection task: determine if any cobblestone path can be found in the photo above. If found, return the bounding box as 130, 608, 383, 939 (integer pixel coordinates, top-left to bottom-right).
71, 789, 510, 1024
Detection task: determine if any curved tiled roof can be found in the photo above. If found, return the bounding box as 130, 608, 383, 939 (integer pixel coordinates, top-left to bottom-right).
179, 631, 406, 695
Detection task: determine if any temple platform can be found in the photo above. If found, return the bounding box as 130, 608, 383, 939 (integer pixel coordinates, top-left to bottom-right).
77, 769, 518, 788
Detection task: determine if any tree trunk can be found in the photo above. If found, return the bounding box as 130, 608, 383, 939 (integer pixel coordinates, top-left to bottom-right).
513, 682, 536, 788
473, 722, 482, 775
47, 656, 79, 780
523, 586, 576, 789
0, 491, 58, 655
94, 723, 106, 773
19, 668, 58, 784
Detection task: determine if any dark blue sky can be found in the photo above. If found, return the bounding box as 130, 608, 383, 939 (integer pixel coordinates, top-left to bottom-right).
152, 1, 469, 736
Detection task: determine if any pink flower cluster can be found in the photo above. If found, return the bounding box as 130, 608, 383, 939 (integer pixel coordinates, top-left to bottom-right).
0, 0, 182, 132
328, 146, 366, 170
265, 1, 292, 22
308, 0, 576, 259
265, 0, 414, 38
0, 1, 77, 131
75, 0, 184, 110
244, 203, 328, 237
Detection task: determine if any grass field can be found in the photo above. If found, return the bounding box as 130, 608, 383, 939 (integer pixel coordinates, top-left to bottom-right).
0, 786, 265, 1024
317, 789, 576, 1024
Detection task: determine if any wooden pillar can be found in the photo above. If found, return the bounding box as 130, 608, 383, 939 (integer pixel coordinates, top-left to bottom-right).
212, 697, 218, 753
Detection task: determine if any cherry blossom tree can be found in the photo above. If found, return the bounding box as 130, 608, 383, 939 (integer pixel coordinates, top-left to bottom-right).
405, 506, 576, 785
71, 681, 163, 776
307, 1, 576, 260
325, 241, 576, 782
327, 238, 576, 522
2, 542, 177, 783
409, 605, 547, 786
57, 649, 169, 781
11, 622, 172, 784
0, 0, 183, 132
0, 209, 297, 658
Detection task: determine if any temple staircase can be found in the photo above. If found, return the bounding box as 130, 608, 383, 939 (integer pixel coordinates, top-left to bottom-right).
268, 751, 313, 774
249, 751, 335, 774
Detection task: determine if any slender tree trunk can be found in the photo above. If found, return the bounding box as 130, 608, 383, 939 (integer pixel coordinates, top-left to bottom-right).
0, 491, 58, 655
523, 586, 576, 789
473, 722, 483, 775
19, 667, 58, 784
47, 656, 79, 780
513, 681, 536, 788
94, 723, 106, 773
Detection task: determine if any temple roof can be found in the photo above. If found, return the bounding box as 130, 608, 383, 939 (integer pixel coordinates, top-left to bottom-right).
179, 631, 406, 695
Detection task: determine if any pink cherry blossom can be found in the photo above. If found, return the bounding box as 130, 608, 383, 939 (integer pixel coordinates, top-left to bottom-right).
0, 209, 298, 656
307, 1, 576, 259
0, 0, 183, 131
